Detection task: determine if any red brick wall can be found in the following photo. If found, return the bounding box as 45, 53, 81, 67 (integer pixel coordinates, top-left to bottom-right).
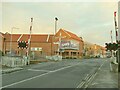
0, 35, 3, 52
3, 32, 84, 58
30, 42, 52, 56
4, 41, 54, 56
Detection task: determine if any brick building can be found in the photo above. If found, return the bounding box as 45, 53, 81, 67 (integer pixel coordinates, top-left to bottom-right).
0, 29, 106, 59
1, 29, 84, 59
54, 29, 84, 59
2, 32, 56, 58
0, 32, 4, 52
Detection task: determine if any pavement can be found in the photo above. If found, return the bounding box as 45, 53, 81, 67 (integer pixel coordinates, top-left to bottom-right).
0, 64, 23, 74
2, 68, 23, 74
87, 59, 118, 88
0, 58, 49, 74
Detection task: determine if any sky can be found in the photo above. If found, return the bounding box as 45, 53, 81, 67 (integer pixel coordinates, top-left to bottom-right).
1, 0, 119, 46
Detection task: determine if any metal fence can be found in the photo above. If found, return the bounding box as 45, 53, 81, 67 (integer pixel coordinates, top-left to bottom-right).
46, 55, 62, 61
2, 56, 28, 67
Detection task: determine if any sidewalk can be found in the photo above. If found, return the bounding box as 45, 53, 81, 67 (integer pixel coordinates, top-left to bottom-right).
88, 60, 118, 88
0, 64, 23, 74
2, 67, 23, 74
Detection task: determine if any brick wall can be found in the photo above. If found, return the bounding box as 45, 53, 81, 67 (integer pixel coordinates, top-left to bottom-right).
0, 35, 3, 51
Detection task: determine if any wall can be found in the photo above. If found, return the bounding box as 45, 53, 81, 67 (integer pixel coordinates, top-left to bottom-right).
0, 34, 3, 52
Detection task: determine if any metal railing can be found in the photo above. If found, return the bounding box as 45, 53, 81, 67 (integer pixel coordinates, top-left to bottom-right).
2, 56, 28, 67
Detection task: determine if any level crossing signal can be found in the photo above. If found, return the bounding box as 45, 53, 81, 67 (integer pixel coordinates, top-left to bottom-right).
18, 41, 28, 49
105, 43, 118, 51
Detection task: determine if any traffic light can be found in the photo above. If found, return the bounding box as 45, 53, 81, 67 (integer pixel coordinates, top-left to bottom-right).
105, 43, 118, 51
112, 43, 118, 51
105, 43, 111, 51
118, 41, 120, 49
18, 41, 28, 49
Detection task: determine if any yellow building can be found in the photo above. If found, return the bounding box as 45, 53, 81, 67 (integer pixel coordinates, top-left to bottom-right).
84, 42, 106, 58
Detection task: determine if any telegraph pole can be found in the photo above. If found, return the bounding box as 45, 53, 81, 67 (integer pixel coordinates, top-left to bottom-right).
10, 27, 19, 56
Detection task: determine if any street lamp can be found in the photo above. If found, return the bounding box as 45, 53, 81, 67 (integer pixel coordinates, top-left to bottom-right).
55, 17, 58, 34
54, 17, 58, 55
10, 27, 19, 56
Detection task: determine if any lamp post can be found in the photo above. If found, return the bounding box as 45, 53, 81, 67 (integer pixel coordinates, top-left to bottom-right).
55, 17, 58, 34
10, 27, 19, 56
54, 17, 58, 55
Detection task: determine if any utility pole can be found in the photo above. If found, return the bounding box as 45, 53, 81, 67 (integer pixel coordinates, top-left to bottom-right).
10, 27, 19, 56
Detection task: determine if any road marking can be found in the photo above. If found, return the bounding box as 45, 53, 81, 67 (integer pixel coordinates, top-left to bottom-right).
28, 69, 53, 72
85, 61, 107, 88
2, 63, 80, 88
76, 60, 106, 88
76, 74, 88, 88
2, 72, 50, 88
98, 61, 105, 70
76, 81, 85, 88
91, 82, 99, 86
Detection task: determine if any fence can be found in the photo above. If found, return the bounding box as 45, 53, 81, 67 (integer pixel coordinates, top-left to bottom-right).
46, 55, 62, 61
2, 56, 29, 67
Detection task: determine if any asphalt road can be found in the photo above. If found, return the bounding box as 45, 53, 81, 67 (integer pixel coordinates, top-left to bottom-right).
2, 58, 107, 88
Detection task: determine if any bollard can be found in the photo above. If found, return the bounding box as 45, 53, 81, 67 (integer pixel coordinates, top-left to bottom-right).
110, 56, 118, 72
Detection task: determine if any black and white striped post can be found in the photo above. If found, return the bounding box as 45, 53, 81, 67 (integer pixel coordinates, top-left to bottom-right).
117, 2, 120, 88
110, 30, 113, 43
114, 11, 118, 43
118, 2, 120, 74
114, 11, 120, 71
27, 18, 33, 61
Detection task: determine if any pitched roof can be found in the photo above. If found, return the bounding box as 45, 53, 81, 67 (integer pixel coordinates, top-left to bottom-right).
0, 32, 4, 38
60, 29, 83, 42
3, 34, 54, 43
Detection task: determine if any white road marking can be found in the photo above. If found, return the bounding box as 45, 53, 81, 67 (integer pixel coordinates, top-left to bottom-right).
76, 74, 89, 88
28, 69, 52, 72
2, 63, 80, 88
76, 81, 85, 88
76, 60, 106, 88
91, 82, 99, 86
2, 72, 50, 88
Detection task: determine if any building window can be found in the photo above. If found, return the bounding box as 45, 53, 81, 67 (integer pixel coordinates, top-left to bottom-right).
65, 52, 69, 55
73, 52, 76, 56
